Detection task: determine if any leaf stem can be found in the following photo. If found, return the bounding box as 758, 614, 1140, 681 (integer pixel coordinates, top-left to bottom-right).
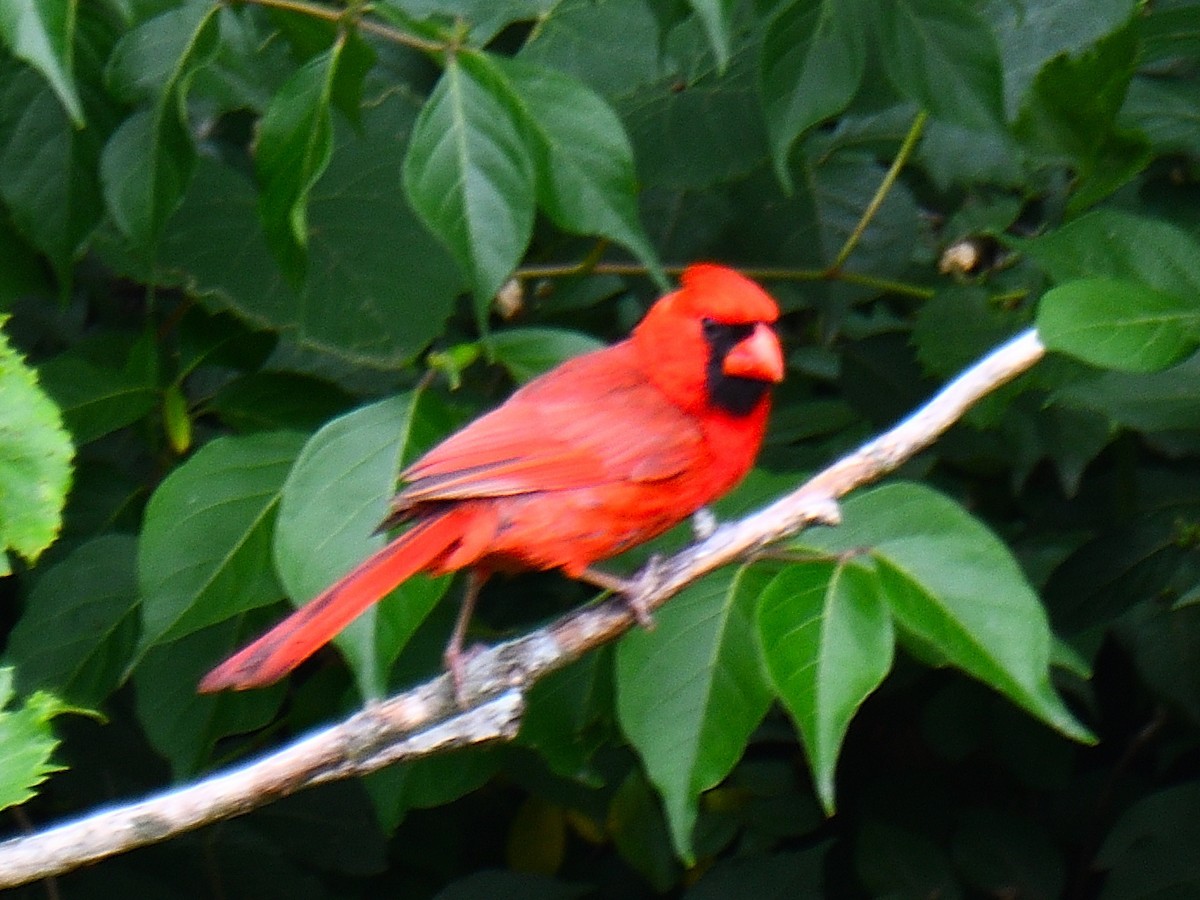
236, 0, 445, 53
826, 110, 928, 274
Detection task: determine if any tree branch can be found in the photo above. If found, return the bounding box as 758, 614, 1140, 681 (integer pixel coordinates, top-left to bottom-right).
0, 329, 1046, 889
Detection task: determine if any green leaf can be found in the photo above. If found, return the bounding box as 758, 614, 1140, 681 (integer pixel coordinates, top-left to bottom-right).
1038, 277, 1200, 372
403, 51, 535, 321
100, 0, 221, 248
990, 0, 1141, 115
7, 535, 140, 707
619, 40, 769, 191
1022, 209, 1200, 300
760, 0, 866, 189
134, 619, 286, 778
798, 483, 1092, 743
0, 53, 110, 284
488, 327, 604, 383
157, 91, 464, 368
1013, 26, 1148, 213
1053, 352, 1200, 433
687, 0, 735, 71
519, 0, 662, 99
0, 668, 79, 812
256, 42, 343, 283
137, 431, 305, 653
1097, 782, 1200, 899
37, 353, 157, 445
758, 562, 894, 814
274, 392, 453, 698
875, 0, 1005, 131
0, 316, 73, 572
616, 565, 775, 861
0, 0, 83, 125
496, 58, 662, 280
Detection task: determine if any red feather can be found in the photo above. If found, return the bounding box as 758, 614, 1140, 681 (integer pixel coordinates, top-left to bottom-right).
199, 263, 783, 694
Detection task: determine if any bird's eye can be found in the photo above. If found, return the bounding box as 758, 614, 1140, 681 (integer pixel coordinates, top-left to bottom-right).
701, 317, 720, 337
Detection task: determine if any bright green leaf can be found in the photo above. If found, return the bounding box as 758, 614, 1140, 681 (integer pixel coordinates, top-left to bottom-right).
256, 42, 343, 283
798, 483, 1092, 743
403, 51, 535, 322
7, 535, 139, 707
0, 668, 80, 812
496, 58, 662, 281
1038, 276, 1200, 372
758, 562, 893, 813
876, 0, 1005, 131
616, 565, 776, 861
274, 392, 453, 698
137, 431, 305, 653
0, 0, 83, 125
0, 317, 73, 572
489, 327, 604, 383
760, 0, 866, 189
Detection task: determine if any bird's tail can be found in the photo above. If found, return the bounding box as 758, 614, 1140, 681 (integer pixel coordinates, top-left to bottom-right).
198, 507, 471, 693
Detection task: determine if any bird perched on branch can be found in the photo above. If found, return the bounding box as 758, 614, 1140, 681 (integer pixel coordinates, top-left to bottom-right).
199, 264, 784, 697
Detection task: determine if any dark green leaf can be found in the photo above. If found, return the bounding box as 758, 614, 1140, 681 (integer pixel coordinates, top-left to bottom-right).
99, 0, 220, 248
875, 0, 1005, 131
37, 354, 157, 445
1053, 352, 1200, 432
758, 562, 893, 813
137, 431, 304, 652
403, 51, 535, 319
0, 317, 73, 572
760, 0, 866, 189
1038, 277, 1200, 372
8, 535, 139, 706
158, 91, 464, 367
134, 619, 286, 777
0, 0, 83, 125
686, 0, 735, 71
255, 43, 342, 283
1014, 26, 1148, 213
617, 565, 775, 860
1097, 782, 1200, 900
519, 0, 662, 98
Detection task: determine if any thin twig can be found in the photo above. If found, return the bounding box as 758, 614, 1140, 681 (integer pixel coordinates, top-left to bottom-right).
826, 109, 928, 274
0, 328, 1046, 888
237, 0, 445, 54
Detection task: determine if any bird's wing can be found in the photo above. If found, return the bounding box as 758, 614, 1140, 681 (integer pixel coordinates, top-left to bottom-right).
395, 344, 704, 507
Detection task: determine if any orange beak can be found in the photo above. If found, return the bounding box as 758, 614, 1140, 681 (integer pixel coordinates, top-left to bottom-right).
722, 322, 784, 383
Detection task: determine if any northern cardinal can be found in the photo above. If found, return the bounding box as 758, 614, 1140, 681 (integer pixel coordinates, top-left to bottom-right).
199, 264, 784, 695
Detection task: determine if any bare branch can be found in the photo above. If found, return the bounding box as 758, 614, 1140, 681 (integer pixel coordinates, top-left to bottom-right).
0, 328, 1045, 889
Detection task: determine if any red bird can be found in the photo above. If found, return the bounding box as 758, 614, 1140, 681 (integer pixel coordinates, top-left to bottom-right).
199, 264, 784, 695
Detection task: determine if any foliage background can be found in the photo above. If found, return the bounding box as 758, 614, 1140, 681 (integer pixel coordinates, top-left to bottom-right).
3, 0, 1200, 896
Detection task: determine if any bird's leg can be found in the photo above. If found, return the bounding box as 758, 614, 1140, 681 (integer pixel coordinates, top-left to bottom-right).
578, 558, 665, 629
445, 570, 486, 704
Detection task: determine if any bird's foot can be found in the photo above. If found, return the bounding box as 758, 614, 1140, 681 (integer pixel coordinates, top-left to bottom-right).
691, 507, 718, 541
444, 641, 485, 707
624, 554, 666, 629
